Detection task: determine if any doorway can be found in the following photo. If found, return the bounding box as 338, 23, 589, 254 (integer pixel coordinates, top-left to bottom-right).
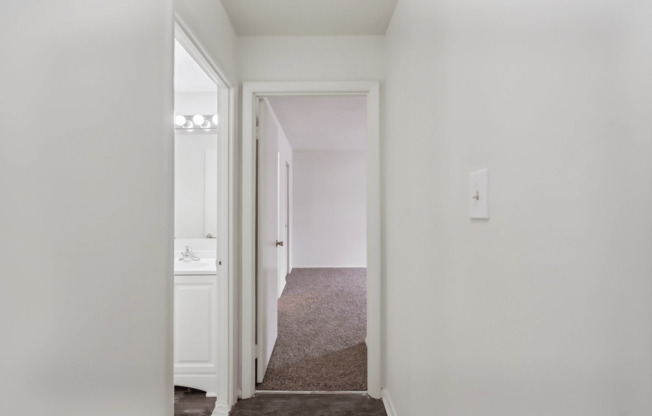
172, 35, 220, 399
173, 19, 237, 415
256, 95, 368, 391
240, 82, 381, 399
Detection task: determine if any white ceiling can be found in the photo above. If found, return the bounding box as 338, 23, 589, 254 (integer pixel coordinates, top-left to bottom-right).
266, 96, 366, 151
174, 40, 217, 93
221, 0, 398, 36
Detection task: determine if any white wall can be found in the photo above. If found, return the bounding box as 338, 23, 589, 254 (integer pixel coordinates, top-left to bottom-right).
238, 36, 384, 81
0, 2, 174, 415
383, 1, 652, 416
175, 92, 217, 114
293, 150, 366, 268
174, 238, 217, 254
175, 0, 238, 84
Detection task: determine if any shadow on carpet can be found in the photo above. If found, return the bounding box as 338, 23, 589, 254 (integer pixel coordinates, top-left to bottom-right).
258, 268, 367, 391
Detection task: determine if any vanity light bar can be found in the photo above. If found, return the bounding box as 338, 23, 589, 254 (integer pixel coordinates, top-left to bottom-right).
174, 114, 218, 131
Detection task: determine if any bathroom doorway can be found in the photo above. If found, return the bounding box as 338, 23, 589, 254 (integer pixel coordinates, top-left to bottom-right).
172, 36, 219, 398
172, 21, 237, 415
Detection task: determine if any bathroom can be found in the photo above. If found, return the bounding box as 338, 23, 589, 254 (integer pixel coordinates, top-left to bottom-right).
173, 37, 221, 398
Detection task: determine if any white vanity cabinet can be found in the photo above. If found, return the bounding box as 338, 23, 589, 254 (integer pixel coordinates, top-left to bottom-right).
174, 272, 218, 396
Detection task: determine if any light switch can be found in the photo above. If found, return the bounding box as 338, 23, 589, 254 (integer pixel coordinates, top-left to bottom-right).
469, 169, 489, 219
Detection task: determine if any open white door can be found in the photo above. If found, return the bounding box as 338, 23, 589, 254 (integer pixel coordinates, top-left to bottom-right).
256, 99, 279, 383
277, 161, 289, 298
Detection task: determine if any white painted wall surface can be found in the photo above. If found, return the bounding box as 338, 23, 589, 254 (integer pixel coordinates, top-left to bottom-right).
0, 2, 174, 415
174, 238, 217, 254
293, 150, 366, 268
175, 0, 238, 84
175, 92, 217, 114
382, 1, 652, 416
238, 36, 384, 81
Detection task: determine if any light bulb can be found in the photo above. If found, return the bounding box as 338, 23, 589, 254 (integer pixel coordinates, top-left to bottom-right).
192, 114, 205, 125
175, 115, 186, 126
212, 114, 218, 125
184, 121, 194, 129
201, 121, 211, 129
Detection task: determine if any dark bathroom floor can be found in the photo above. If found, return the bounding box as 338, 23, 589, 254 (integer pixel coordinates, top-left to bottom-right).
174, 387, 216, 416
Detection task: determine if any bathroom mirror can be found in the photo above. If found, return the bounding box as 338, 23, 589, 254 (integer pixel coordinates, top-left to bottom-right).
174, 39, 219, 240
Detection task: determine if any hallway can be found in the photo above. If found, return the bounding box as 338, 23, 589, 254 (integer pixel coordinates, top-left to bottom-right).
5, 1, 652, 416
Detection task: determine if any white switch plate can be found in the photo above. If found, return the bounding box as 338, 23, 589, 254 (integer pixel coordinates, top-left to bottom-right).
469, 169, 489, 219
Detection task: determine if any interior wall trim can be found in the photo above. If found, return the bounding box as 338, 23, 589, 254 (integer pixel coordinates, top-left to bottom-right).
174, 16, 238, 412
240, 81, 382, 399
382, 388, 398, 416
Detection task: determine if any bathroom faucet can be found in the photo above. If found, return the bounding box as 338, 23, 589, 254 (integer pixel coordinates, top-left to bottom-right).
179, 245, 200, 262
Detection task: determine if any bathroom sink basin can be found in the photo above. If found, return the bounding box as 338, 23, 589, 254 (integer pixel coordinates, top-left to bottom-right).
175, 258, 217, 275
177, 261, 206, 269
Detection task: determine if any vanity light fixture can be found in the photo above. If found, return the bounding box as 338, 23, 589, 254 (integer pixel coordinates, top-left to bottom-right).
175, 115, 187, 126
192, 114, 205, 125
175, 114, 218, 132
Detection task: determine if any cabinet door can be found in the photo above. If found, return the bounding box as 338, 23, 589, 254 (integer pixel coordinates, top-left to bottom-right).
174, 275, 217, 375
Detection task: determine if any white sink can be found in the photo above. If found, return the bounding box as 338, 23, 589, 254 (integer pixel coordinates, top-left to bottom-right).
177, 261, 206, 269
175, 258, 217, 275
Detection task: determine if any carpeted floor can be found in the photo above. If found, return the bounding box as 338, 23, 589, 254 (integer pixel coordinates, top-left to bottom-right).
230, 393, 387, 416
257, 268, 367, 391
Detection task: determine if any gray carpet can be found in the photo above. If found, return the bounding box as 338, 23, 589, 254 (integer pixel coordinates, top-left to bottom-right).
230, 393, 386, 416
258, 268, 367, 391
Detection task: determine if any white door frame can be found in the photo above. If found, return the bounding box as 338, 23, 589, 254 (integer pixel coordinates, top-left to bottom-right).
174, 16, 238, 415
241, 81, 381, 399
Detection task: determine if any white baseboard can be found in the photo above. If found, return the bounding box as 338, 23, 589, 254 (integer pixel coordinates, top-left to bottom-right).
381, 388, 398, 416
